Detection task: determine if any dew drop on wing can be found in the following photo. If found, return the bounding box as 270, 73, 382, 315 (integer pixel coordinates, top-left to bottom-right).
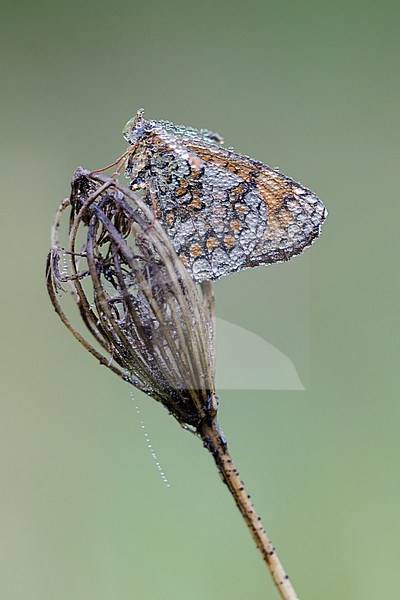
302, 223, 314, 236
296, 213, 307, 224
245, 212, 259, 233
279, 238, 290, 250
211, 248, 230, 277
192, 258, 212, 281
312, 214, 323, 225
288, 224, 301, 238
229, 246, 246, 269
240, 229, 257, 252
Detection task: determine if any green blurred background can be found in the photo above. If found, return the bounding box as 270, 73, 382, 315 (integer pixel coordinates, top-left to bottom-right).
1, 0, 398, 598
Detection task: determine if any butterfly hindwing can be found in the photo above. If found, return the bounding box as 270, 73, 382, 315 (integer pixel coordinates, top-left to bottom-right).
124, 112, 327, 282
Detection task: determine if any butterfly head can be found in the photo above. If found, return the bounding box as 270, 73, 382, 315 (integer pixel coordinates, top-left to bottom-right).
123, 108, 151, 144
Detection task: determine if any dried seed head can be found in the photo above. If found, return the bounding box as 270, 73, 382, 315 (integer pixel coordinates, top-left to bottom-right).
46, 169, 217, 429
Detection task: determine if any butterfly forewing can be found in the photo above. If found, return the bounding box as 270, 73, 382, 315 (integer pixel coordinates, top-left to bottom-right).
124, 113, 327, 282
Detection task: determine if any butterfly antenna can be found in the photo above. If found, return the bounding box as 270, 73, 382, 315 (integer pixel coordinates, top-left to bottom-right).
89, 145, 134, 176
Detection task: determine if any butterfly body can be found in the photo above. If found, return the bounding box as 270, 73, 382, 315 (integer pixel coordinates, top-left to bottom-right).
123, 110, 327, 282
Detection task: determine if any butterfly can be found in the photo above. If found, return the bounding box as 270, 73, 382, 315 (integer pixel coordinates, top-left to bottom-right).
121, 108, 327, 283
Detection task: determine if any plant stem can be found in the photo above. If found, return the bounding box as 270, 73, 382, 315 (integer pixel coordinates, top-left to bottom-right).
198, 418, 299, 600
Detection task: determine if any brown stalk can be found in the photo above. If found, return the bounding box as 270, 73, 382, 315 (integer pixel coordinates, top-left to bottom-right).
199, 418, 299, 600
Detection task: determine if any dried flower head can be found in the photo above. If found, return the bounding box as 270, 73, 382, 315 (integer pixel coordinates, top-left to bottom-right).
46, 169, 217, 429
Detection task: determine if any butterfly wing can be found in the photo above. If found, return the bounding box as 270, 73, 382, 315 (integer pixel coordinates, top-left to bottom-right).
125, 123, 327, 282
